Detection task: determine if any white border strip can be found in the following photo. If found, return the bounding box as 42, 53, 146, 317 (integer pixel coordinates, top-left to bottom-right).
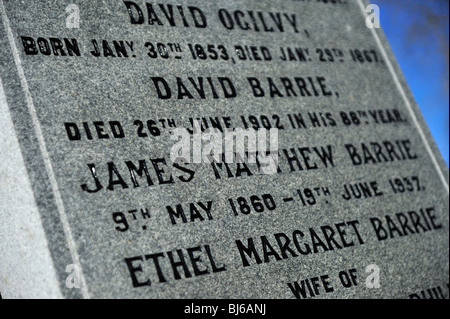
357, 0, 449, 194
0, 1, 90, 298
0, 78, 63, 298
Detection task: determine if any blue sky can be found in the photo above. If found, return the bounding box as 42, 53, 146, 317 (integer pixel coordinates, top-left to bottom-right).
376, 0, 449, 166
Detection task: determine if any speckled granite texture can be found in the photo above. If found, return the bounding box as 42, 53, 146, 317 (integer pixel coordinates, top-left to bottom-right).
0, 0, 448, 299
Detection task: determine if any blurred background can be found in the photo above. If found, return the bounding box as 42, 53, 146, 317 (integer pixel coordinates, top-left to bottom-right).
377, 0, 449, 167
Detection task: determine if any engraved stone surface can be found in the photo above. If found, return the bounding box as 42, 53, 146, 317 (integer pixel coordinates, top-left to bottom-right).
0, 0, 448, 299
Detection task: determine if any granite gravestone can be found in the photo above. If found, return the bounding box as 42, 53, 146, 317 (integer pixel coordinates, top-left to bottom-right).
0, 0, 448, 299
